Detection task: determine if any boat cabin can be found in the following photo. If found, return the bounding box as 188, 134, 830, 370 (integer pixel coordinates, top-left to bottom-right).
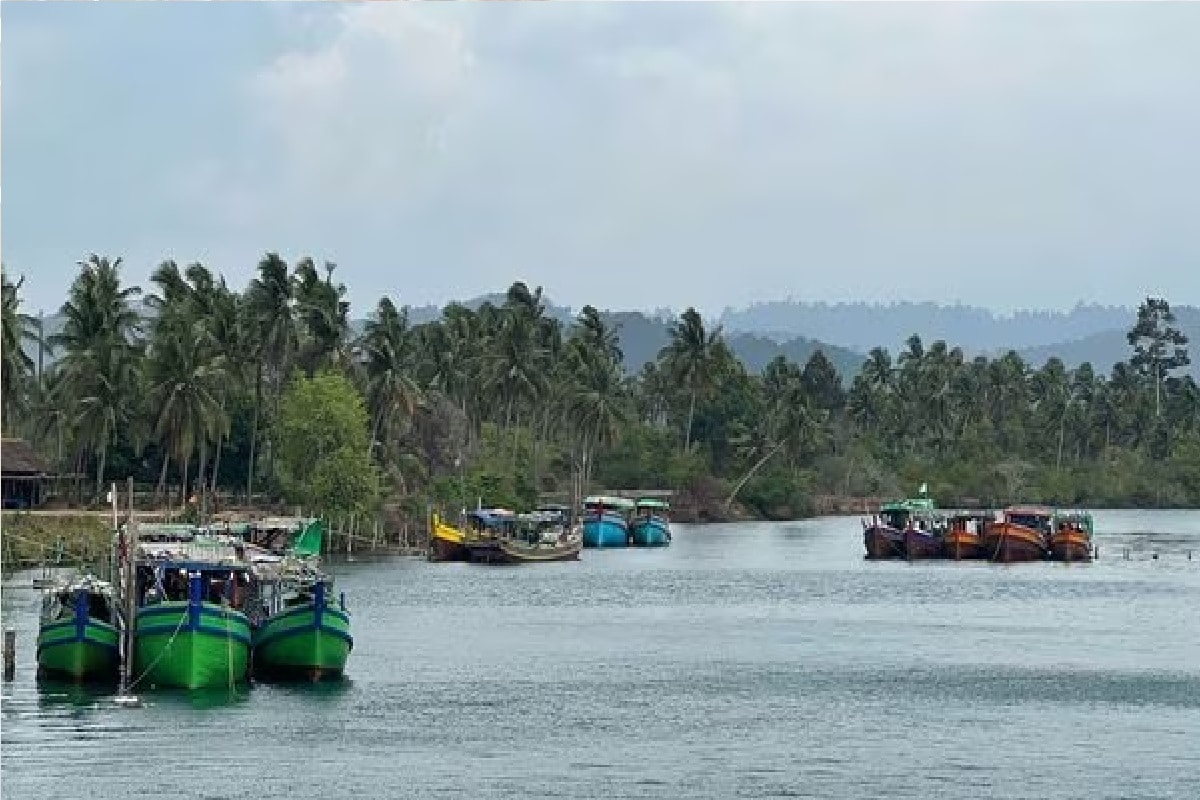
582, 495, 635, 517
634, 498, 670, 520
947, 510, 995, 534
515, 511, 572, 545
135, 560, 254, 612
465, 508, 517, 540
1054, 512, 1094, 537
1003, 506, 1055, 535
41, 578, 117, 626
877, 498, 937, 531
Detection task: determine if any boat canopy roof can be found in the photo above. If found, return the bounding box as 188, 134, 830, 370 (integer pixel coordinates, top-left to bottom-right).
635, 498, 670, 510
1005, 505, 1052, 517
583, 495, 635, 509
467, 508, 516, 527
880, 497, 935, 513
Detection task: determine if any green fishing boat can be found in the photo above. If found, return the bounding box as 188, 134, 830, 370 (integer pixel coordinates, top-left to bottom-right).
252, 570, 352, 680
133, 534, 254, 690
36, 575, 121, 682
249, 516, 352, 680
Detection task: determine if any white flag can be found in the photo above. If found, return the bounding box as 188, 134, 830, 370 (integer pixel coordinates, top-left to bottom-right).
919, 483, 928, 494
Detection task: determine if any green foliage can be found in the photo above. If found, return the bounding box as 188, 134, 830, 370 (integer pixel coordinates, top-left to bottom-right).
275, 371, 379, 519
6, 255, 1200, 519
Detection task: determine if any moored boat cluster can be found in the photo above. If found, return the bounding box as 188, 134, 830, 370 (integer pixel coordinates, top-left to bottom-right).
35, 516, 353, 689
428, 495, 673, 563
863, 490, 1095, 563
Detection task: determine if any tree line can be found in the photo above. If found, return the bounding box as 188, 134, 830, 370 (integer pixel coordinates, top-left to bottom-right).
3, 254, 1199, 524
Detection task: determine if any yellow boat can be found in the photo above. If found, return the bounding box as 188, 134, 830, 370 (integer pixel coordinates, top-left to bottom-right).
429, 512, 469, 562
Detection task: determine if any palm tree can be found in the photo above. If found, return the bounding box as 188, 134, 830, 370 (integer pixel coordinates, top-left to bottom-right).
359, 296, 424, 466
295, 258, 350, 375
243, 253, 297, 499
563, 335, 626, 493
50, 255, 143, 497
1, 270, 39, 429
659, 307, 722, 454
147, 318, 228, 505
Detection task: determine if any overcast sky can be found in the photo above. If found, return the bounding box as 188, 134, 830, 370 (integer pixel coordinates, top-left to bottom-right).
4, 2, 1200, 317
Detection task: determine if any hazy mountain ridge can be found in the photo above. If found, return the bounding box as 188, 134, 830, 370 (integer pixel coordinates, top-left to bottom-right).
718, 300, 1141, 353
25, 296, 1200, 381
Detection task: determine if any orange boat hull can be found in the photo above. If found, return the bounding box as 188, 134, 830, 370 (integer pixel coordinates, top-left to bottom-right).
1050, 530, 1092, 562
944, 530, 985, 560
983, 522, 1047, 563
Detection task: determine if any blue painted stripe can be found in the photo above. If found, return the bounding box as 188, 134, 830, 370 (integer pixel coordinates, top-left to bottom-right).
261, 603, 350, 628
137, 625, 253, 648
36, 637, 121, 656
137, 604, 249, 625
38, 618, 119, 637
254, 623, 355, 653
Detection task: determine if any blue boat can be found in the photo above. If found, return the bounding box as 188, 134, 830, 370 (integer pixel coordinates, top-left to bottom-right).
629, 498, 672, 547
581, 496, 634, 548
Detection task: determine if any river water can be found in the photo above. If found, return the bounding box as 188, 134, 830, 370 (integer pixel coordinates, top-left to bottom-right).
2, 510, 1199, 799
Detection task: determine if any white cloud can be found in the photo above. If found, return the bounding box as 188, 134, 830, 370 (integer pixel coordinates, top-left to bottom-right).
174, 2, 1200, 312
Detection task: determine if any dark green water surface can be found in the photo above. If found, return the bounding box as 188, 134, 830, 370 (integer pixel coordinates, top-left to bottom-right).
3, 511, 1199, 799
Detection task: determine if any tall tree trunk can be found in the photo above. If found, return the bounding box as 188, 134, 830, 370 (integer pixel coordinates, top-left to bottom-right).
684, 389, 696, 454
1056, 412, 1067, 472
95, 441, 108, 501
156, 452, 171, 502
211, 395, 227, 497
197, 438, 208, 522
180, 455, 190, 508
210, 434, 223, 498
247, 363, 262, 503
725, 441, 786, 511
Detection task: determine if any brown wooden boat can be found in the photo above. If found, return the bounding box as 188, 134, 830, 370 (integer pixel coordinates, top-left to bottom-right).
984, 506, 1052, 563
463, 509, 582, 565
903, 524, 945, 560
1050, 513, 1094, 562
944, 512, 990, 560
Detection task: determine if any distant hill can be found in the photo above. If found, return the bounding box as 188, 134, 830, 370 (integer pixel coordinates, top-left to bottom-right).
718, 300, 1139, 354
1017, 306, 1200, 378
598, 311, 864, 378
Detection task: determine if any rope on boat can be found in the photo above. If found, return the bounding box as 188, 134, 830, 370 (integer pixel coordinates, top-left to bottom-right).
126, 606, 188, 691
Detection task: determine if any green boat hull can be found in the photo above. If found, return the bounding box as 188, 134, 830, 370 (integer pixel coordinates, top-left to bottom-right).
253, 601, 353, 679
135, 601, 251, 690
36, 618, 120, 681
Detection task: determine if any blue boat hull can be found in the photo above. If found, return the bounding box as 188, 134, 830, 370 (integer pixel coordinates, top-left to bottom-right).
629, 516, 671, 547
582, 514, 628, 548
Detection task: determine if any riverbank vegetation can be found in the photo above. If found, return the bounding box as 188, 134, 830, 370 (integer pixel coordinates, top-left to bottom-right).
3, 255, 1199, 528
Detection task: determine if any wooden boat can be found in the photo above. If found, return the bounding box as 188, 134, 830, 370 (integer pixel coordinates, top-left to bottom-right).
943, 511, 991, 560
36, 574, 121, 682
983, 506, 1052, 563
1050, 512, 1094, 563
464, 508, 581, 564
629, 498, 672, 547
863, 492, 937, 559
251, 560, 352, 680
428, 512, 469, 562
132, 531, 253, 689
582, 495, 634, 548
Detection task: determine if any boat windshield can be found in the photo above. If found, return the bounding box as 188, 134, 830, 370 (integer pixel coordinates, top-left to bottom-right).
1008, 513, 1052, 533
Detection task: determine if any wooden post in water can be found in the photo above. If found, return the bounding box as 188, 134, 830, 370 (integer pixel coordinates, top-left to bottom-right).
3, 628, 15, 681
115, 477, 140, 706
